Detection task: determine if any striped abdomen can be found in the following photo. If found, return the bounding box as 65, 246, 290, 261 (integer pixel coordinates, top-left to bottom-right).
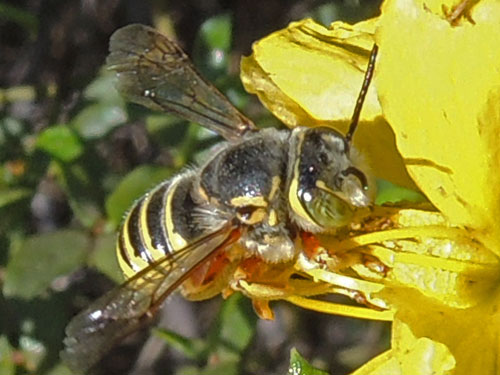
116, 171, 203, 279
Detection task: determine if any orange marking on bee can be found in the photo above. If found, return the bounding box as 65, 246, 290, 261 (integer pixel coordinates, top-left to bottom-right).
188, 228, 242, 287
301, 231, 322, 258
203, 251, 231, 284
238, 256, 265, 276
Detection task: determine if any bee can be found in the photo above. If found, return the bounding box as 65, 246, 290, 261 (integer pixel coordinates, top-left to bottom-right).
62, 24, 378, 373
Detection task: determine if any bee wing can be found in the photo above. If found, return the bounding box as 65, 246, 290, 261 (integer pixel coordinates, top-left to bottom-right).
61, 224, 241, 374
107, 24, 257, 142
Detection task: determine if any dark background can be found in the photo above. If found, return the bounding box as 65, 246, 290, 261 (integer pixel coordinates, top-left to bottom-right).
0, 1, 388, 374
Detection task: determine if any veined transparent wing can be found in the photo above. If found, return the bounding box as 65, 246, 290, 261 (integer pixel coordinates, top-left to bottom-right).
107, 24, 257, 142
61, 224, 241, 374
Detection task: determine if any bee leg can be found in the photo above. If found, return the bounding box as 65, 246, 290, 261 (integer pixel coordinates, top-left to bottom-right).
299, 231, 359, 271
228, 279, 284, 320
227, 257, 296, 320
252, 299, 274, 320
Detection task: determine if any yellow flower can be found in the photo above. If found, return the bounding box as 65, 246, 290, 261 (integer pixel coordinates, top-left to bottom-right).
240, 0, 500, 373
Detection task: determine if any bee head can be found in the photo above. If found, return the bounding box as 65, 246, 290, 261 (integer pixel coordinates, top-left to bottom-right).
289, 127, 372, 232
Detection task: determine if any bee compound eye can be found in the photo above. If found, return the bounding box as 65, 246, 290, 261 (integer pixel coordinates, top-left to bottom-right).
302, 187, 354, 229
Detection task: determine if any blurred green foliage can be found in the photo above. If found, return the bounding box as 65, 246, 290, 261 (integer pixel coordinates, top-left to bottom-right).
154, 294, 257, 375
0, 1, 392, 374
4, 229, 88, 299
289, 348, 329, 375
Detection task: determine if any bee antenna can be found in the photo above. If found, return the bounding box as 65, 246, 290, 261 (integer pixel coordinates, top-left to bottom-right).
345, 44, 379, 145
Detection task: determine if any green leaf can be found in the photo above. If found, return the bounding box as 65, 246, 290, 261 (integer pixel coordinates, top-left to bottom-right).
0, 3, 38, 33
3, 229, 89, 299
212, 293, 256, 353
71, 71, 127, 140
37, 125, 83, 162
46, 363, 73, 375
199, 14, 232, 52
375, 179, 427, 205
194, 14, 233, 79
0, 188, 31, 208
0, 117, 24, 143
145, 113, 177, 132
308, 3, 340, 26
156, 295, 257, 375
83, 71, 122, 103
0, 336, 15, 375
175, 365, 201, 375
200, 294, 257, 375
105, 165, 172, 226
145, 114, 189, 148
88, 232, 123, 283
200, 360, 239, 375
154, 328, 206, 361
19, 334, 46, 371
1, 293, 70, 372
55, 161, 103, 228
72, 102, 127, 140
288, 348, 329, 375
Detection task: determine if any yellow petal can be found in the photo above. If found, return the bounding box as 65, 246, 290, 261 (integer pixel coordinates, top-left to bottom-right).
241, 18, 417, 190
243, 18, 380, 123
375, 0, 500, 248
351, 320, 455, 375
394, 288, 500, 375
285, 295, 394, 321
